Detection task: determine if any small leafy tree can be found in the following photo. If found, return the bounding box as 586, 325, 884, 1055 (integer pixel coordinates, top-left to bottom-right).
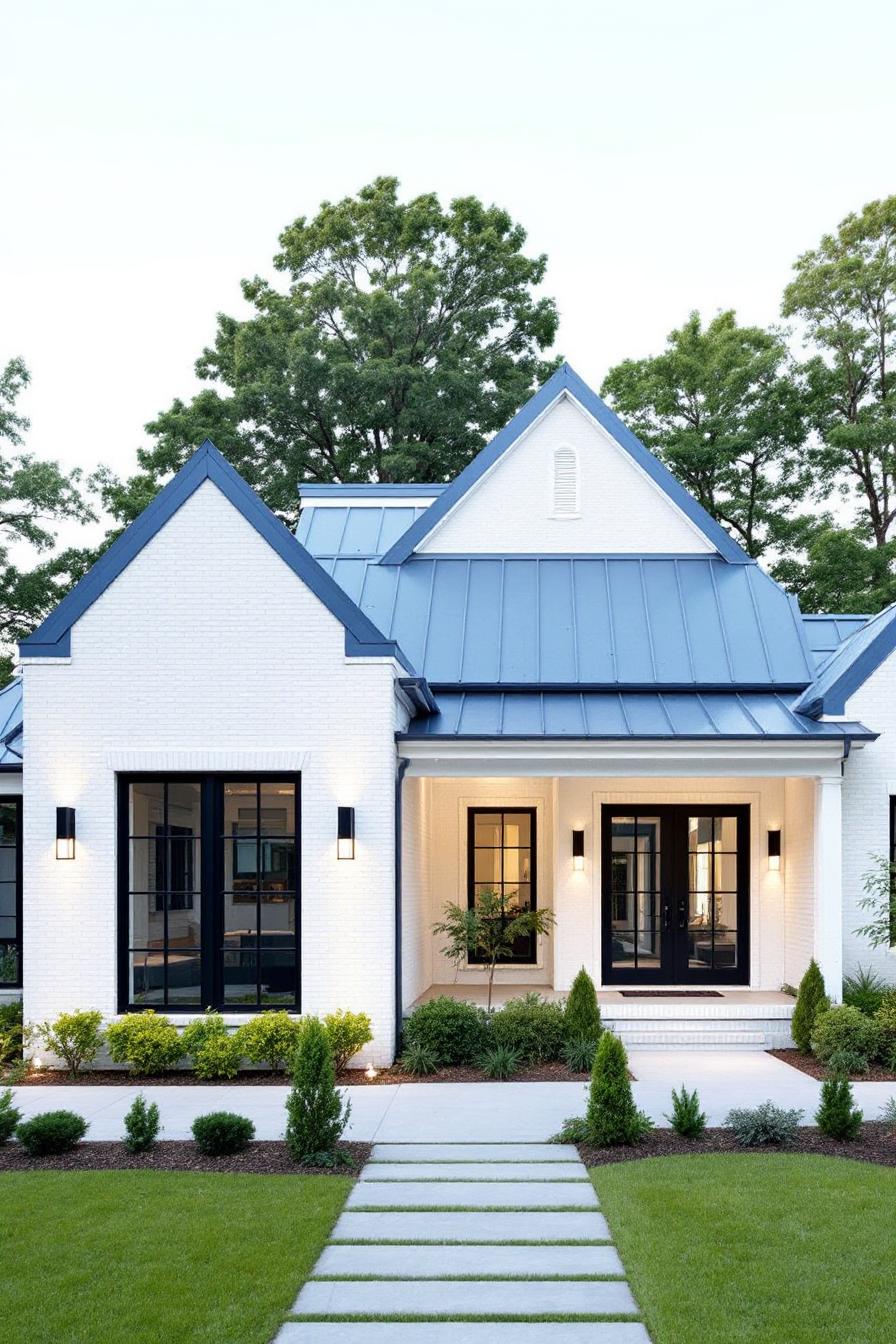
791, 959, 828, 1052
433, 889, 556, 1012
285, 1016, 351, 1163
854, 855, 896, 949
584, 1032, 652, 1147
38, 1010, 104, 1077
564, 968, 601, 1043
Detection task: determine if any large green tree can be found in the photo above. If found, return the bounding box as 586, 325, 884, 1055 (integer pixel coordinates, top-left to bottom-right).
783, 196, 896, 548
0, 357, 96, 682
600, 310, 812, 559
101, 177, 560, 530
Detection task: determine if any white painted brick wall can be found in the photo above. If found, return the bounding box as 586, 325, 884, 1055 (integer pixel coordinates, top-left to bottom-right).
842, 663, 896, 986
419, 394, 714, 554
22, 480, 402, 1063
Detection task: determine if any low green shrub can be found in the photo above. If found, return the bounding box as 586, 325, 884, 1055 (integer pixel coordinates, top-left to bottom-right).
285, 1016, 351, 1163
37, 1010, 104, 1077
815, 1077, 862, 1140
564, 968, 602, 1043
0, 1000, 23, 1065
842, 966, 889, 1017
123, 1094, 160, 1153
665, 1085, 706, 1139
402, 996, 488, 1066
399, 1042, 438, 1076
324, 1010, 373, 1071
179, 1012, 243, 1080
573, 1032, 651, 1147
791, 959, 828, 1052
16, 1109, 88, 1156
552, 1115, 589, 1143
725, 1101, 803, 1147
562, 1035, 597, 1073
489, 994, 566, 1064
0, 1086, 21, 1143
480, 1045, 519, 1079
191, 1111, 255, 1156
235, 1012, 302, 1073
874, 991, 896, 1060
106, 1011, 185, 1075
826, 1048, 870, 1076
811, 1004, 881, 1065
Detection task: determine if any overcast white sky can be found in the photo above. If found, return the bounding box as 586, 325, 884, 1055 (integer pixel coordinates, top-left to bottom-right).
3, 0, 895, 523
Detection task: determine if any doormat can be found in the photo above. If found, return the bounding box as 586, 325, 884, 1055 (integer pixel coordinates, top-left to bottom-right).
618, 990, 723, 998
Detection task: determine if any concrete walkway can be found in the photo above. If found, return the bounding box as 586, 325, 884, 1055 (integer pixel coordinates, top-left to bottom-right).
273, 1142, 650, 1343
11, 1050, 895, 1141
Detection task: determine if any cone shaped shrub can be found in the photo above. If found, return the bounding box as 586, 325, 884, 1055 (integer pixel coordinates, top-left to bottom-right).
791, 959, 828, 1052
564, 968, 601, 1043
585, 1031, 652, 1146
285, 1016, 351, 1163
815, 1076, 862, 1140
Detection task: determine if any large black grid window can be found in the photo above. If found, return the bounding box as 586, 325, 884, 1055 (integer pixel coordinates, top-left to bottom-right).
0, 798, 22, 987
467, 808, 537, 964
120, 775, 299, 1011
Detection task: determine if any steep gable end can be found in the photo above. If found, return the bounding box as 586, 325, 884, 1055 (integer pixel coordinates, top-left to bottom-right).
381, 363, 750, 564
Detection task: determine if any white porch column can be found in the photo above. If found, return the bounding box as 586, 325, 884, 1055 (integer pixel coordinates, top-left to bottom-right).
813, 774, 843, 1002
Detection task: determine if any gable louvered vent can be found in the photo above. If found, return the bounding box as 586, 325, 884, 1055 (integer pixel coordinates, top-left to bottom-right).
551, 445, 579, 518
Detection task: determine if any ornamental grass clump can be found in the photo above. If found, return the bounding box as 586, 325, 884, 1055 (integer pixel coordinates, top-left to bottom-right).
480, 1044, 519, 1079
559, 1031, 651, 1147
815, 1076, 862, 1141
37, 1010, 104, 1077
842, 966, 888, 1017
285, 1016, 351, 1164
399, 1041, 439, 1076
123, 1094, 160, 1154
665, 1085, 707, 1139
791, 959, 828, 1052
725, 1101, 803, 1147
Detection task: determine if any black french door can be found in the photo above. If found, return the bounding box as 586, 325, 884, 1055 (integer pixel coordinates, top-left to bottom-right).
467, 808, 537, 964
601, 804, 749, 985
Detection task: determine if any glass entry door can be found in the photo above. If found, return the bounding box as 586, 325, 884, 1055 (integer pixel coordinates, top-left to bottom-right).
601, 805, 749, 985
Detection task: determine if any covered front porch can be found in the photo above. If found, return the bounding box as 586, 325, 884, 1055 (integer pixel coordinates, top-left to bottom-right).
397, 733, 855, 1049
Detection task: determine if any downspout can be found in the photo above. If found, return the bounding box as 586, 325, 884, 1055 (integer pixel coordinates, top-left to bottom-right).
394, 756, 410, 1061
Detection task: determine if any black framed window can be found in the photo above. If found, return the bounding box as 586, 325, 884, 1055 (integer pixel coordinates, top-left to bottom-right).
467, 808, 537, 964
0, 797, 22, 987
119, 775, 300, 1011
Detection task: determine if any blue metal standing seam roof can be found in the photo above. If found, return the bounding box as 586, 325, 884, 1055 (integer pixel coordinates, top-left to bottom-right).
801, 614, 869, 669
793, 601, 896, 717
0, 677, 23, 767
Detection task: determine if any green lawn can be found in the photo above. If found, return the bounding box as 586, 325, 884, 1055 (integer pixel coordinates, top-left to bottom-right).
593, 1154, 893, 1344
0, 1171, 351, 1344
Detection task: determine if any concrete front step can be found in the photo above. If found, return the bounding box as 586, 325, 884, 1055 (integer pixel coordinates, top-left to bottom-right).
312, 1244, 625, 1278
361, 1163, 587, 1181
332, 1211, 610, 1242
615, 1027, 768, 1049
369, 1145, 579, 1162
346, 1182, 599, 1209
276, 1325, 651, 1342
294, 1279, 638, 1316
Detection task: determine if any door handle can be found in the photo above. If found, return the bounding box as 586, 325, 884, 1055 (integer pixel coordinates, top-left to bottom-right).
663, 904, 672, 933
677, 899, 687, 931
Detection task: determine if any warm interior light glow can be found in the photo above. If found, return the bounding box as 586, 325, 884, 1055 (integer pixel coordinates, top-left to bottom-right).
365, 1064, 377, 1079
768, 854, 780, 871
573, 854, 584, 871
337, 837, 355, 860
56, 838, 75, 860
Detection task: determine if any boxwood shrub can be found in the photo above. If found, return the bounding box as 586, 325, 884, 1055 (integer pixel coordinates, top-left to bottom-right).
490, 993, 566, 1064
191, 1111, 255, 1156
16, 1109, 88, 1156
402, 996, 488, 1066
811, 1004, 882, 1066
106, 1011, 185, 1075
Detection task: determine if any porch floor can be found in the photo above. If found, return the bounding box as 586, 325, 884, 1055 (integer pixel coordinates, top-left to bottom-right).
410, 983, 794, 1008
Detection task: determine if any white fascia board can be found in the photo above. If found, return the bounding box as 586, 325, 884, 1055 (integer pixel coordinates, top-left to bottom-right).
397, 738, 848, 779
303, 497, 439, 509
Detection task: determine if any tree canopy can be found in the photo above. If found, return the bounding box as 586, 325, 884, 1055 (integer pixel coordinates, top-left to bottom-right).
0, 358, 96, 681
101, 176, 560, 530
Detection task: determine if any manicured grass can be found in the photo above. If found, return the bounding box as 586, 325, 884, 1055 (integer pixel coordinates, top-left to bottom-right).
593, 1154, 894, 1344
0, 1170, 351, 1344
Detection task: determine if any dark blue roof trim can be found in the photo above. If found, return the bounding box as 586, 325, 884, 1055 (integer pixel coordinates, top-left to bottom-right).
380, 363, 751, 565
793, 601, 896, 717
398, 677, 439, 716
19, 441, 416, 673
398, 690, 876, 742
300, 483, 447, 497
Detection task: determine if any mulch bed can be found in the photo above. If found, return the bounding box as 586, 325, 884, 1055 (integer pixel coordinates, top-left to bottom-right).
0, 1139, 371, 1176
578, 1122, 896, 1168
6, 1062, 601, 1087
769, 1048, 896, 1083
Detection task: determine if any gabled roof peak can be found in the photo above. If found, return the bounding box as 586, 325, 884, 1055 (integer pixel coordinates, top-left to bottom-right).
379, 362, 753, 566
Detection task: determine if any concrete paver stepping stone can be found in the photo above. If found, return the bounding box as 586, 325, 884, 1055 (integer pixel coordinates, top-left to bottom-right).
347, 1181, 598, 1209
276, 1324, 651, 1342
361, 1162, 587, 1181
370, 1144, 579, 1162
294, 1278, 638, 1316
332, 1211, 610, 1242
312, 1244, 625, 1278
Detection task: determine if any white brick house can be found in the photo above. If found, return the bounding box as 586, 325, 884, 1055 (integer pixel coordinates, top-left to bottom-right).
2, 363, 894, 1063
